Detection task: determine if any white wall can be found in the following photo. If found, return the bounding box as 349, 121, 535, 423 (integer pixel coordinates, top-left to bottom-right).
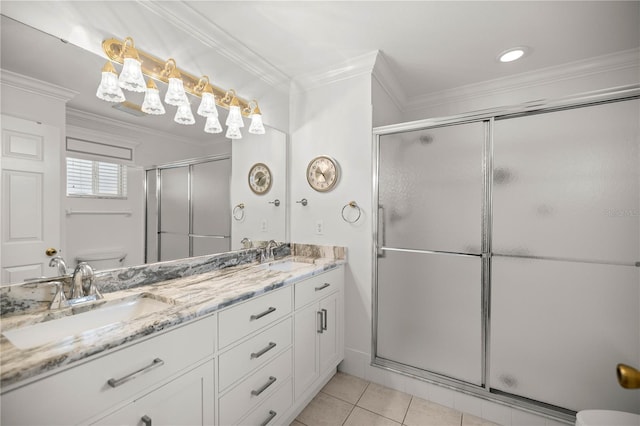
230, 127, 288, 249
290, 74, 374, 361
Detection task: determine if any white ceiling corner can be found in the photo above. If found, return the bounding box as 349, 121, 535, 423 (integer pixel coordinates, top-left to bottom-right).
372, 52, 407, 112
1, 69, 78, 102
138, 0, 290, 91
291, 50, 379, 93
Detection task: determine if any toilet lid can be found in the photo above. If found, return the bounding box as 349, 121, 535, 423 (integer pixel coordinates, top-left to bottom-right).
576, 410, 640, 426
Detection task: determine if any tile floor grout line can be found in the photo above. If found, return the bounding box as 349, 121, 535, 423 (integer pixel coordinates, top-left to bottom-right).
341, 401, 358, 426
401, 395, 413, 426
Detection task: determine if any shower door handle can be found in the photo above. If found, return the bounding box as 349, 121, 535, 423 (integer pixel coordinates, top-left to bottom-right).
377, 205, 386, 257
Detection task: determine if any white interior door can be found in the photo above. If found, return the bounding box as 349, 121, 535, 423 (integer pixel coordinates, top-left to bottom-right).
1, 114, 61, 284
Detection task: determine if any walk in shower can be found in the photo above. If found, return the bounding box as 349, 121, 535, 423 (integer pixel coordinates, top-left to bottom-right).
372, 87, 640, 418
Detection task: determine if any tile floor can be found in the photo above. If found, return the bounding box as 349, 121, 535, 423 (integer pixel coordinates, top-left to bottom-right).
292, 372, 501, 426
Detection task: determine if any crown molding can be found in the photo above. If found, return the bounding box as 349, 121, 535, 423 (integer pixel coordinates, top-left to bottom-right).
0, 69, 78, 102
291, 51, 379, 93
66, 107, 206, 148
403, 48, 640, 113
372, 52, 407, 112
135, 0, 290, 92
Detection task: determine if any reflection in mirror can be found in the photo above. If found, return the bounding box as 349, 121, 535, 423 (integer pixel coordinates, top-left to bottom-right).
0, 16, 288, 284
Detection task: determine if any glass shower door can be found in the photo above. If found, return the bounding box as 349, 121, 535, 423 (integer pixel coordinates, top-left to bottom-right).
376, 122, 486, 385
490, 99, 640, 413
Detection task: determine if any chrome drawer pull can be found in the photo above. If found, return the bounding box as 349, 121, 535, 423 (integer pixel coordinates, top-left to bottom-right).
317, 311, 324, 334
250, 306, 276, 321
107, 358, 164, 388
251, 342, 277, 359
251, 376, 277, 396
260, 410, 277, 426
141, 415, 152, 426
315, 283, 330, 291
322, 308, 328, 331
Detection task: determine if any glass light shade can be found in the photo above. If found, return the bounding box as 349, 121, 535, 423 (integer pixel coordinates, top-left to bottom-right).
225, 105, 245, 128
165, 77, 188, 106
141, 88, 165, 115
225, 124, 242, 140
96, 71, 125, 102
248, 113, 266, 135
174, 103, 195, 125
204, 115, 223, 133
118, 57, 146, 92
197, 92, 218, 117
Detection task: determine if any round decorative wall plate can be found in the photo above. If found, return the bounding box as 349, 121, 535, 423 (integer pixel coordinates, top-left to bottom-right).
248, 163, 272, 195
307, 155, 339, 192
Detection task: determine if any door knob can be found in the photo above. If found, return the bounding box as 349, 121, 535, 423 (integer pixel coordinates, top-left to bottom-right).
45, 247, 58, 257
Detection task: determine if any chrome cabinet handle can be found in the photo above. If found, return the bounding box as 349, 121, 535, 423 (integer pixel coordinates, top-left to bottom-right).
250, 306, 276, 321
141, 415, 152, 426
107, 358, 164, 388
317, 311, 324, 334
322, 308, 328, 331
251, 376, 277, 396
251, 342, 277, 359
260, 410, 277, 426
315, 283, 330, 292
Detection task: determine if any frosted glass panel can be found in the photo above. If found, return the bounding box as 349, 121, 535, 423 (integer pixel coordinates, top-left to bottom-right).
145, 170, 158, 263
192, 159, 231, 236
159, 167, 188, 234
493, 99, 640, 264
378, 122, 485, 254
192, 237, 230, 256
377, 250, 482, 385
159, 233, 189, 262
490, 257, 640, 413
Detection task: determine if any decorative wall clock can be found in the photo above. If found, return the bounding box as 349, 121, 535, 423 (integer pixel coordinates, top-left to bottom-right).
307, 155, 339, 192
248, 163, 272, 195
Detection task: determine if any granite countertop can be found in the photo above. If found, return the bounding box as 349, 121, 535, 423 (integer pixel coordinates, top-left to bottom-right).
0, 245, 346, 390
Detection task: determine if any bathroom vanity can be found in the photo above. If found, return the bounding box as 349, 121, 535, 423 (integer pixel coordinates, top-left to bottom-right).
0, 245, 345, 425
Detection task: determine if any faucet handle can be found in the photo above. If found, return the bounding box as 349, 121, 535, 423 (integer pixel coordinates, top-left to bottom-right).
49, 281, 69, 310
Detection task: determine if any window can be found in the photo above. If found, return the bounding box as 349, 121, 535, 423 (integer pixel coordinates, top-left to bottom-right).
66, 157, 127, 198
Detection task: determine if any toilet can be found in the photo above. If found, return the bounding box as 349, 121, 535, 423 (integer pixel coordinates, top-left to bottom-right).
576, 410, 640, 426
75, 251, 127, 270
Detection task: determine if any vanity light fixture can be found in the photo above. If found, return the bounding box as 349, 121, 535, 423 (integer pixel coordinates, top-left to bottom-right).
141, 79, 165, 115
117, 37, 146, 92
96, 61, 125, 102
97, 36, 265, 139
498, 46, 530, 63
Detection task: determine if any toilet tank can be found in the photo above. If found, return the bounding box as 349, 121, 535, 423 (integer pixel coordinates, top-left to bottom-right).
75, 251, 127, 270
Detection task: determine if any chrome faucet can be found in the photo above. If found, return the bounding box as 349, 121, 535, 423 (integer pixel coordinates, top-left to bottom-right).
49, 256, 69, 276
241, 237, 253, 249
71, 262, 101, 300
264, 240, 278, 262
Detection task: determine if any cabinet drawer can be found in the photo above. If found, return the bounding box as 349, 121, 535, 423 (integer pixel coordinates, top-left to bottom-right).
218, 287, 292, 349
294, 267, 344, 309
219, 348, 292, 426
238, 378, 293, 426
218, 317, 292, 391
1, 315, 216, 426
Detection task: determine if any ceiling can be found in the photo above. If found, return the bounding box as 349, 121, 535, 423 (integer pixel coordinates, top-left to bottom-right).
1, 1, 638, 141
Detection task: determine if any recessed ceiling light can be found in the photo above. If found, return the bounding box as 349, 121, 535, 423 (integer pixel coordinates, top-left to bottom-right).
498, 47, 530, 63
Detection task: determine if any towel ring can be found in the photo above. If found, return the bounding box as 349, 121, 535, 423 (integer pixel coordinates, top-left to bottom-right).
341, 201, 362, 223
233, 203, 245, 221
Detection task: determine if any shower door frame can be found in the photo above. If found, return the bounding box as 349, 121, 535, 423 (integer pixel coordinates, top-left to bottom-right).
371, 84, 640, 422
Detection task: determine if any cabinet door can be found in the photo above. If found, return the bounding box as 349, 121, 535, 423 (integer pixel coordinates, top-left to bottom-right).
318, 293, 341, 374
92, 361, 214, 426
294, 303, 319, 400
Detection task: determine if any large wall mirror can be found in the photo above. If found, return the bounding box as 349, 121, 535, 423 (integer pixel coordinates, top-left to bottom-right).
0, 15, 288, 284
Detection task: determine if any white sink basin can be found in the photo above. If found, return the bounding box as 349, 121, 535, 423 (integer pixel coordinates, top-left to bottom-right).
3, 294, 172, 350
262, 259, 314, 272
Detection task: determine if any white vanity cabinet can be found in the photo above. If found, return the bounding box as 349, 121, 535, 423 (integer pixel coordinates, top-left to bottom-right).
90, 360, 214, 426
293, 267, 344, 401
0, 314, 216, 426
